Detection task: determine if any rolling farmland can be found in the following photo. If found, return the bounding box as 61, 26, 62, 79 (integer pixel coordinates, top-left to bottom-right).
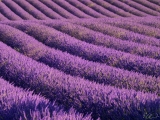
0, 0, 160, 120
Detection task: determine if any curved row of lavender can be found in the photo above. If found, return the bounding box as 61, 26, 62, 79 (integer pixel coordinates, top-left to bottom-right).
0, 24, 159, 95
77, 0, 120, 18
101, 20, 160, 39
39, 0, 78, 19
26, 0, 64, 19
0, 12, 8, 21
64, 0, 106, 18
13, 0, 51, 20
0, 0, 160, 20
118, 0, 160, 16
36, 21, 160, 60
0, 1, 22, 20
68, 17, 160, 47
0, 77, 91, 120
102, 0, 148, 16
2, 0, 36, 20
0, 0, 160, 120
3, 21, 160, 77
0, 41, 160, 120
91, 0, 134, 17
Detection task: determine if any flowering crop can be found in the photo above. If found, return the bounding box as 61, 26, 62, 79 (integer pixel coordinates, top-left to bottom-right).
2, 0, 36, 20
38, 21, 160, 60
26, 0, 64, 19
0, 2, 22, 20
0, 41, 159, 119
53, 0, 92, 18
13, 0, 51, 20
91, 0, 133, 17
0, 1, 160, 120
78, 0, 120, 17
66, 0, 106, 18
3, 21, 160, 77
0, 77, 91, 120
119, 0, 160, 16
39, 0, 78, 19
0, 24, 159, 95
70, 19, 160, 47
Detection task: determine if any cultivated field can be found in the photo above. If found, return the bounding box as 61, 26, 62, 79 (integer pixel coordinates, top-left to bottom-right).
0, 0, 160, 120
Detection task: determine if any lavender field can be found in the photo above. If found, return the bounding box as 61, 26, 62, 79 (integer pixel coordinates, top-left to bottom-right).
0, 0, 160, 120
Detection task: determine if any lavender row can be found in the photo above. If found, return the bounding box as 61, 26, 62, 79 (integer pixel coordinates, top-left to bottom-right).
104, 0, 148, 16
66, 0, 106, 18
102, 16, 160, 25
1, 24, 159, 95
140, 21, 160, 29
101, 20, 160, 39
70, 16, 160, 25
26, 0, 64, 19
108, 16, 160, 27
40, 21, 160, 60
91, 16, 160, 30
0, 13, 8, 21
128, 0, 160, 16
2, 0, 36, 20
78, 0, 120, 17
4, 21, 160, 77
69, 19, 160, 47
147, 0, 160, 6
132, 0, 160, 12
39, 0, 78, 19
119, 0, 160, 16
53, 0, 92, 18
109, 16, 160, 28
13, 0, 51, 20
0, 41, 160, 119
0, 2, 22, 20
133, 17, 160, 29
69, 18, 160, 46
0, 77, 90, 120
91, 0, 133, 17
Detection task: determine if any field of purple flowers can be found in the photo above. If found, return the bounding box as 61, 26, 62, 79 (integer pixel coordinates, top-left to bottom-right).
0, 0, 160, 120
